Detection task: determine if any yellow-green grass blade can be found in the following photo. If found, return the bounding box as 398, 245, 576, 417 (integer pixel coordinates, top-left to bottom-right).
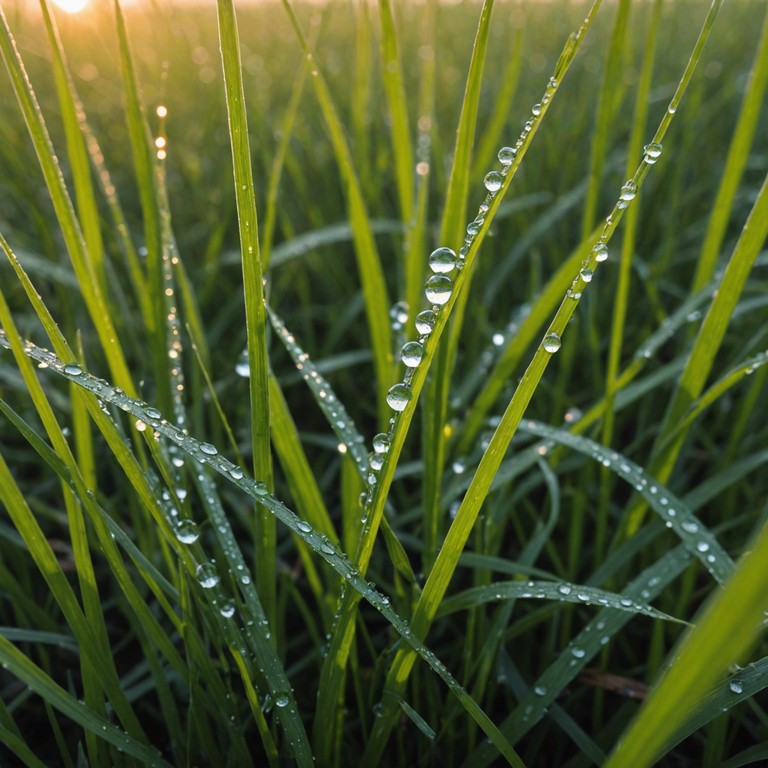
403, 0, 436, 321
39, 0, 105, 293
216, 0, 275, 624
471, 23, 523, 179
692, 2, 768, 291
598, 0, 663, 562
604, 515, 768, 768
580, 0, 630, 238
0, 8, 134, 396
626, 168, 768, 534
280, 0, 394, 423
378, 0, 414, 223
112, 0, 164, 337
422, 0, 495, 569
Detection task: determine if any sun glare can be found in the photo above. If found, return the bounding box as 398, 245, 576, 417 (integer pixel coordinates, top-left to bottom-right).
52, 0, 88, 13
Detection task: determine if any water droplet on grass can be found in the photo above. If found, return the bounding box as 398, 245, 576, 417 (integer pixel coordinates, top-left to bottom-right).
220, 600, 236, 618
196, 562, 220, 589
620, 180, 637, 201
425, 275, 452, 305
200, 442, 218, 456
592, 243, 609, 262
372, 433, 391, 453
643, 143, 662, 164
387, 383, 412, 412
571, 647, 586, 659
729, 679, 743, 694
401, 341, 424, 368
531, 103, 542, 116
176, 520, 200, 544
543, 333, 561, 353
415, 310, 436, 335
64, 364, 82, 376
297, 520, 311, 533
274, 693, 290, 708
558, 584, 572, 595
428, 247, 457, 274
498, 147, 517, 167
580, 268, 594, 283
484, 171, 504, 193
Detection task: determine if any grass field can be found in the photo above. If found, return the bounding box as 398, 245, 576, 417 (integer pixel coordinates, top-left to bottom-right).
0, 0, 767, 765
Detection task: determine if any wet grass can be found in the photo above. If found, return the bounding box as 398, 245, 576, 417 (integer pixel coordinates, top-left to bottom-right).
0, 0, 767, 766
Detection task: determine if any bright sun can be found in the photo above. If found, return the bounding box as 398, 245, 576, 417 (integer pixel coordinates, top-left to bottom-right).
52, 0, 89, 12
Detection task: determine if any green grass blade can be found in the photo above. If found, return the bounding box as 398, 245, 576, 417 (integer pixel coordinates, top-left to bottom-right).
604, 514, 768, 767
627, 168, 768, 534
0, 8, 134, 395
0, 634, 169, 767
216, 0, 275, 623
378, 0, 414, 222
692, 3, 768, 290
280, 0, 394, 422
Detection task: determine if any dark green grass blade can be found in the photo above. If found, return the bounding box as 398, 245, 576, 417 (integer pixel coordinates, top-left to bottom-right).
216, 0, 275, 623
0, 634, 169, 767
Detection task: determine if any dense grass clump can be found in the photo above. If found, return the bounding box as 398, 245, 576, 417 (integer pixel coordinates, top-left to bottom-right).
1, 0, 767, 766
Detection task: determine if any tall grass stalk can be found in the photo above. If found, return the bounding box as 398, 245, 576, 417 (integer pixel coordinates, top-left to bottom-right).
0, 0, 766, 765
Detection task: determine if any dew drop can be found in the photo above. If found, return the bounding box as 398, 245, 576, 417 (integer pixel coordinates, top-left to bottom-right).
592, 243, 609, 262
729, 679, 743, 694
428, 247, 458, 274
175, 520, 200, 544
372, 432, 391, 454
483, 171, 504, 193
425, 275, 453, 305
466, 220, 481, 236
558, 583, 572, 595
230, 467, 244, 480
297, 520, 311, 533
415, 310, 436, 336
196, 562, 220, 589
386, 383, 412, 412
533, 685, 547, 696
543, 333, 561, 353
64, 364, 83, 376
643, 143, 662, 164
570, 647, 586, 659
144, 407, 162, 421
200, 442, 218, 456
390, 300, 409, 325
580, 268, 594, 283
696, 541, 710, 553
620, 180, 637, 202
531, 103, 542, 116
274, 693, 290, 708
401, 341, 424, 368
254, 481, 268, 496
220, 600, 236, 618
497, 146, 515, 166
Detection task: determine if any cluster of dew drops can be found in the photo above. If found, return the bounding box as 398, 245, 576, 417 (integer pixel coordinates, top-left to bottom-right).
542, 139, 664, 355
365, 79, 564, 505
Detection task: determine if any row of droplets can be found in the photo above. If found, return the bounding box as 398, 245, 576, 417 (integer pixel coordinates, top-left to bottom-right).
542, 141, 663, 355
367, 78, 564, 501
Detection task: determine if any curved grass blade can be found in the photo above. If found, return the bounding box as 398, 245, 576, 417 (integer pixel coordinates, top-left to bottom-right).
438, 580, 684, 623
465, 547, 691, 768
0, 634, 169, 767
0, 332, 522, 767
0, 7, 135, 395
518, 419, 735, 585
626, 168, 768, 535
604, 506, 768, 767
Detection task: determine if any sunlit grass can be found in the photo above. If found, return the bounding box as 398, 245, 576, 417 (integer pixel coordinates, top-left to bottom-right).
0, 0, 767, 765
